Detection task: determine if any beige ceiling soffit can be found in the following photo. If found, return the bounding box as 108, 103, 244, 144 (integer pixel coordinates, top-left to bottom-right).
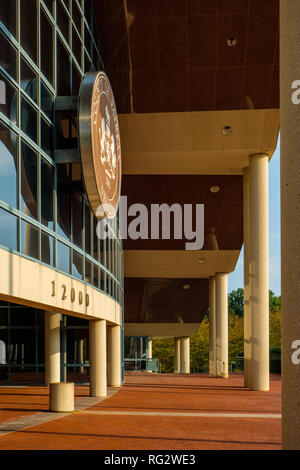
119, 109, 279, 175
124, 323, 201, 338
124, 250, 240, 278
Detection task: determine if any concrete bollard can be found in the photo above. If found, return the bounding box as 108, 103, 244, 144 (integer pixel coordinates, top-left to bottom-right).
49, 382, 74, 412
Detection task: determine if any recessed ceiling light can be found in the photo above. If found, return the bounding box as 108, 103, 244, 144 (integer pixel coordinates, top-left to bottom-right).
227, 37, 237, 47
183, 284, 191, 290
210, 186, 220, 193
222, 125, 232, 135
198, 258, 205, 264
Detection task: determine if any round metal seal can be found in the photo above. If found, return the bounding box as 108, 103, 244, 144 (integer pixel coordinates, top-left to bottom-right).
78, 71, 121, 219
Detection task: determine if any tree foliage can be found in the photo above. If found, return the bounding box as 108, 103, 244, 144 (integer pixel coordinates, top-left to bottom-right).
228, 288, 244, 317
228, 288, 281, 317
152, 294, 281, 373
269, 290, 281, 313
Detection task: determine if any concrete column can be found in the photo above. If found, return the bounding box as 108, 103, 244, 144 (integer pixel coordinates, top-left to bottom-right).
107, 326, 112, 386
249, 153, 269, 391
73, 340, 77, 372
78, 339, 84, 373
209, 276, 216, 376
280, 0, 300, 449
174, 337, 180, 373
139, 337, 143, 358
89, 319, 107, 397
61, 318, 67, 382
243, 167, 251, 387
215, 273, 228, 378
50, 383, 74, 412
148, 337, 153, 359
129, 337, 135, 357
45, 312, 61, 385
180, 337, 190, 374
107, 325, 121, 387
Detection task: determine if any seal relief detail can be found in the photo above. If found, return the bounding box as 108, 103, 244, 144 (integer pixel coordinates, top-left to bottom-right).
79, 71, 121, 219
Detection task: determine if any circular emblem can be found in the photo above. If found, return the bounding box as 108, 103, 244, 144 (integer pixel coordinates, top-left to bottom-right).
78, 71, 121, 219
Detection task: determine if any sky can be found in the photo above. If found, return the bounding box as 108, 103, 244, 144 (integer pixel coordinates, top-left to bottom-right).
228, 137, 281, 296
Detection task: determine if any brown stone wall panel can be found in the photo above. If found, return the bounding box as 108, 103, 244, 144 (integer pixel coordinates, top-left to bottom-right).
129, 18, 160, 70
246, 12, 278, 65
216, 66, 244, 109
219, 0, 249, 13
202, 175, 227, 203
99, 35, 129, 72
161, 69, 189, 112
223, 176, 243, 203
243, 65, 274, 109
97, 12, 127, 54
215, 229, 238, 250
270, 65, 279, 109
188, 15, 217, 68
187, 0, 218, 16
219, 203, 243, 229
249, 0, 279, 12
182, 176, 206, 205
121, 175, 243, 251
126, 0, 156, 18
189, 67, 216, 111
217, 14, 247, 67
158, 17, 187, 69
124, 278, 209, 323
132, 70, 162, 112
94, 0, 124, 20
95, 0, 279, 113
155, 0, 186, 17
203, 204, 221, 228
105, 71, 131, 114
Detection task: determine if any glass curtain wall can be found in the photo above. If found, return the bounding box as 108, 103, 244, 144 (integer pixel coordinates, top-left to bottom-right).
0, 301, 90, 385
0, 0, 124, 384
0, 0, 123, 304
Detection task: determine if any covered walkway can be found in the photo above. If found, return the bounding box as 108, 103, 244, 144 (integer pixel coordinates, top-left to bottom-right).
0, 373, 281, 450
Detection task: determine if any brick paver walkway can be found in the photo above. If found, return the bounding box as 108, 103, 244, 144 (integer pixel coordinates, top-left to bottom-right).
0, 373, 281, 450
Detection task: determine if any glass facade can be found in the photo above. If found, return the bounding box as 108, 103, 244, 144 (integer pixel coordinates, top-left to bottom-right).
0, 0, 124, 384
0, 300, 92, 385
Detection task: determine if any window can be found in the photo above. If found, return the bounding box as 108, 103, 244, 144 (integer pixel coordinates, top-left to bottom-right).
72, 250, 83, 280
0, 122, 17, 208
41, 9, 54, 84
21, 220, 39, 260
41, 159, 54, 228
0, 72, 18, 123
21, 97, 38, 144
0, 0, 122, 303
21, 141, 38, 220
0, 31, 17, 80
41, 231, 54, 266
0, 0, 16, 37
0, 208, 17, 251
20, 0, 37, 63
57, 241, 70, 274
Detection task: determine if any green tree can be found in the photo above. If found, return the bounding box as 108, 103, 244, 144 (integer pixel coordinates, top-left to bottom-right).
152, 297, 282, 373
270, 310, 281, 348
269, 290, 281, 312
228, 288, 244, 317
228, 288, 281, 317
152, 338, 174, 373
